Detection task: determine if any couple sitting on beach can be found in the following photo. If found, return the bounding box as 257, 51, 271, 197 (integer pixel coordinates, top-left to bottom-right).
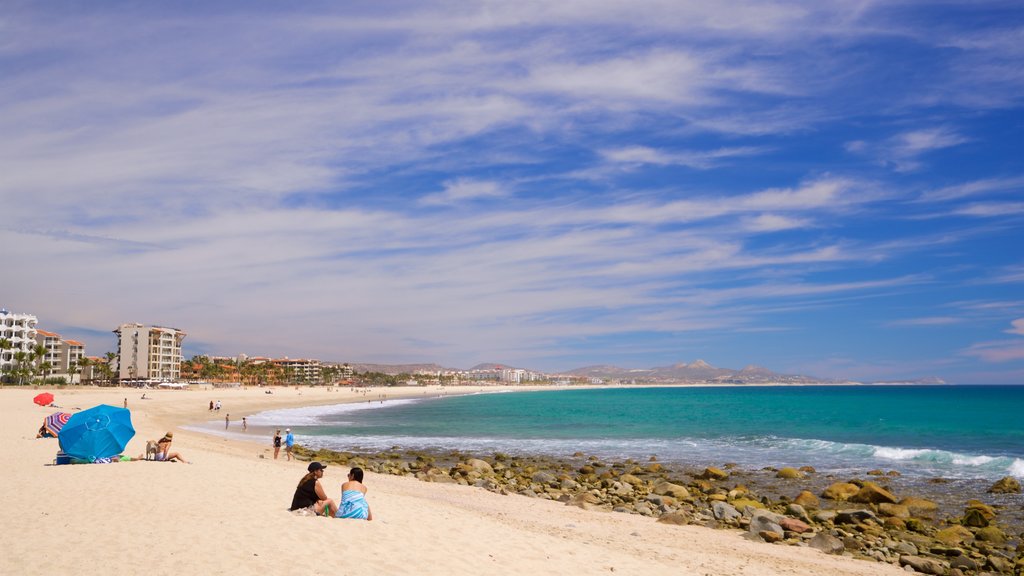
289, 462, 372, 520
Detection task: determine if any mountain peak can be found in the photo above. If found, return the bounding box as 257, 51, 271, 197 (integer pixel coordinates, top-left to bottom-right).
689, 359, 713, 369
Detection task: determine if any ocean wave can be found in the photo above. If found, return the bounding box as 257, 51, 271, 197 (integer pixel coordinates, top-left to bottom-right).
295, 432, 1024, 480
244, 397, 423, 426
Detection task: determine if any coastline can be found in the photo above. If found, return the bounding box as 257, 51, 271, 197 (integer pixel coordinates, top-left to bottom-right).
0, 385, 984, 576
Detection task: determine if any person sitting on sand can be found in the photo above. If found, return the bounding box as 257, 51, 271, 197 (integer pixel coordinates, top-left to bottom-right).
335, 466, 372, 521
139, 432, 188, 463
289, 462, 336, 516
37, 424, 55, 438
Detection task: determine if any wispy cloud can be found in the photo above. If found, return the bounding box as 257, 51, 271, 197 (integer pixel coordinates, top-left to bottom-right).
847, 127, 969, 172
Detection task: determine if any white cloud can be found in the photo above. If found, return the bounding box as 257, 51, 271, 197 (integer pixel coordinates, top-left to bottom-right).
1007, 318, 1024, 336
420, 179, 509, 205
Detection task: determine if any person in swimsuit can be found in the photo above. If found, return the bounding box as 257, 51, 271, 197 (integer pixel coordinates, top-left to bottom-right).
335, 466, 372, 520
289, 462, 336, 516
273, 430, 282, 459
141, 432, 188, 463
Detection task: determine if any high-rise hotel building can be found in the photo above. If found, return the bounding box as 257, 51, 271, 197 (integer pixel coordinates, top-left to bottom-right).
114, 323, 186, 381
1, 309, 38, 374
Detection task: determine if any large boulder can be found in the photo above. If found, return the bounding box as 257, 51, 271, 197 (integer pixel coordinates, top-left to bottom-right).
899, 555, 949, 575
748, 510, 785, 539
974, 526, 1007, 544
899, 496, 938, 517
835, 509, 879, 525
793, 490, 820, 509
697, 467, 729, 480
821, 482, 859, 501
652, 481, 690, 500
849, 481, 898, 504
808, 533, 844, 555
987, 476, 1021, 494
778, 517, 812, 534
776, 467, 803, 479
934, 525, 974, 547
712, 501, 741, 522
657, 512, 690, 526
962, 499, 996, 528
531, 471, 557, 485
465, 458, 493, 474
565, 492, 603, 510
878, 503, 910, 518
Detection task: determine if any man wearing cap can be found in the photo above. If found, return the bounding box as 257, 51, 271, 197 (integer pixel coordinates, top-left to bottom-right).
284, 428, 295, 461
289, 461, 336, 516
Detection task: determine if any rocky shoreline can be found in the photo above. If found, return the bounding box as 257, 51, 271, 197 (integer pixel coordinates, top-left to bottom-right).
293, 444, 1023, 575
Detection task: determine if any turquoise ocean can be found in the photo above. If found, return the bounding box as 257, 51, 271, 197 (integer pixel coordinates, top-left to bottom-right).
243, 385, 1024, 481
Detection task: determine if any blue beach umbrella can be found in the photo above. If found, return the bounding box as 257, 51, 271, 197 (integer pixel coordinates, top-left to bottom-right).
58, 404, 135, 461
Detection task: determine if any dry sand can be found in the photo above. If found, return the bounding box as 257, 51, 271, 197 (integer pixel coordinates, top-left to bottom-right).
1, 385, 909, 576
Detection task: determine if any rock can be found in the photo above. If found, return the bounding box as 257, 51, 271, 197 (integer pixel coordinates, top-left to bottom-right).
974, 526, 1006, 544
850, 481, 898, 504
652, 481, 690, 500
867, 469, 885, 476
776, 467, 803, 479
961, 508, 990, 528
934, 525, 974, 547
531, 471, 557, 485
883, 517, 906, 530
891, 541, 918, 556
748, 510, 785, 538
964, 500, 996, 521
565, 492, 602, 510
835, 509, 880, 525
465, 458, 493, 474
779, 517, 812, 534
878, 503, 910, 518
987, 476, 1021, 494
899, 497, 938, 517
657, 512, 689, 526
949, 555, 979, 572
645, 462, 663, 473
808, 533, 845, 555
811, 510, 836, 523
730, 498, 765, 510
899, 555, 949, 575
759, 531, 783, 543
578, 465, 595, 474
798, 465, 816, 473
986, 554, 1013, 573
619, 474, 643, 486
793, 490, 820, 509
712, 502, 741, 522
821, 482, 860, 501
785, 503, 811, 523
698, 467, 729, 480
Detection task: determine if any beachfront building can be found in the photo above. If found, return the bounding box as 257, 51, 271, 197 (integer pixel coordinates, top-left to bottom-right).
0, 309, 38, 379
33, 329, 86, 383
114, 323, 186, 381
272, 357, 322, 383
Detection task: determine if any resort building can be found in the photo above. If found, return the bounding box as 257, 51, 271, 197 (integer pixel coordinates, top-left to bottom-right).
272, 357, 322, 383
33, 329, 86, 383
0, 309, 38, 377
114, 323, 186, 381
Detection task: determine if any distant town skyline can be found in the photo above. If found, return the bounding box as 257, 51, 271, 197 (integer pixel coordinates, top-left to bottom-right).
2, 2, 1023, 383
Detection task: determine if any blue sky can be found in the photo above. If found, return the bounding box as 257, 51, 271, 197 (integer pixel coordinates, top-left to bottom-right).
2, 1, 1023, 382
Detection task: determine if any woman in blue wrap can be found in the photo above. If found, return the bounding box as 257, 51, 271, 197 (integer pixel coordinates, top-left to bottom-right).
335, 467, 373, 520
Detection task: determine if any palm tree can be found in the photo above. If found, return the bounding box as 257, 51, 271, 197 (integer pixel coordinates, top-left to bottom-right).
30, 343, 49, 383
0, 337, 12, 383
73, 356, 91, 384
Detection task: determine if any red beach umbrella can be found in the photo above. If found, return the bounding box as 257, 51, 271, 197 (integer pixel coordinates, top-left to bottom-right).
33, 393, 54, 406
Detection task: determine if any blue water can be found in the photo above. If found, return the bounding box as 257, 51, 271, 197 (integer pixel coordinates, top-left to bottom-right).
245, 385, 1024, 480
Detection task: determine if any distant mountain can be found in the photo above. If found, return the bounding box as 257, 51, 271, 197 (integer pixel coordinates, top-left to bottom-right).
565, 360, 833, 384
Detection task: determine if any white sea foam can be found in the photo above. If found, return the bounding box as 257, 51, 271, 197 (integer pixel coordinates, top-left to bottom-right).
244, 397, 422, 427
1009, 458, 1024, 478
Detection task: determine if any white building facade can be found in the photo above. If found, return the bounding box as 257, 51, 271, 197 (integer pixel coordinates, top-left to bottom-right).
34, 329, 86, 383
1, 309, 38, 377
114, 323, 186, 381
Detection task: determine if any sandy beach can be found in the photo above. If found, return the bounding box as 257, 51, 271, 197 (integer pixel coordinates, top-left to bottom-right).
1, 385, 909, 576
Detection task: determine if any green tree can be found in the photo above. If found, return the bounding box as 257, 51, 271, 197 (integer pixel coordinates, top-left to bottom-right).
0, 338, 12, 383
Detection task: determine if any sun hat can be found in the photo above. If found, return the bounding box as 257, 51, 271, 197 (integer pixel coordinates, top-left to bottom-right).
307, 461, 326, 472
285, 428, 290, 432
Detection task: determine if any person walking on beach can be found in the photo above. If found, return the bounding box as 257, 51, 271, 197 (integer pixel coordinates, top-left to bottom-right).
284, 428, 294, 461
123, 398, 128, 409
335, 466, 372, 521
289, 461, 335, 516
273, 430, 282, 459
209, 400, 214, 411
242, 417, 247, 431
225, 414, 230, 429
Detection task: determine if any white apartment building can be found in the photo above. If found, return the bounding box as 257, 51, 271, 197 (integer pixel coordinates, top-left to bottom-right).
33, 329, 85, 382
272, 357, 322, 383
114, 323, 186, 381
1, 309, 38, 377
